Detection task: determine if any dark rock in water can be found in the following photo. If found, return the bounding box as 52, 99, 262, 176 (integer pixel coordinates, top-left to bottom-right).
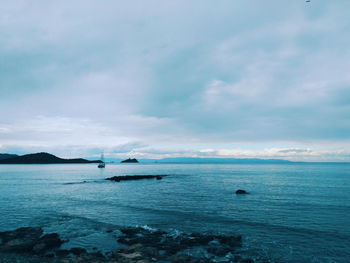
140, 246, 159, 257
206, 245, 231, 256
112, 226, 246, 263
236, 189, 248, 194
106, 175, 167, 182
171, 254, 196, 263
45, 252, 55, 258
0, 227, 64, 255
0, 227, 43, 252
32, 233, 63, 253
218, 235, 242, 248
0, 226, 260, 263
69, 247, 87, 255
56, 249, 70, 257
121, 158, 139, 163
120, 227, 151, 236
241, 258, 255, 263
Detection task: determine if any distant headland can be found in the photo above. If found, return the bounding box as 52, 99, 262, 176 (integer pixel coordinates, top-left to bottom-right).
0, 152, 101, 164
121, 158, 139, 163
0, 152, 293, 164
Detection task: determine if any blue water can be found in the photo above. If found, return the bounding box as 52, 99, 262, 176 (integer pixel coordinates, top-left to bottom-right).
0, 163, 349, 262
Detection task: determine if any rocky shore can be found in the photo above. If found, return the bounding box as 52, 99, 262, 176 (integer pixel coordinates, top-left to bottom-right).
0, 226, 267, 263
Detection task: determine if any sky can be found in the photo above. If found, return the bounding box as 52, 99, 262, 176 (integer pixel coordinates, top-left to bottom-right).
0, 0, 350, 161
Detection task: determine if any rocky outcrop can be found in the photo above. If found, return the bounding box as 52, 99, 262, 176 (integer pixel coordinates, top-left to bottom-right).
106, 175, 167, 182
0, 227, 63, 253
0, 226, 263, 263
113, 227, 244, 262
121, 158, 139, 163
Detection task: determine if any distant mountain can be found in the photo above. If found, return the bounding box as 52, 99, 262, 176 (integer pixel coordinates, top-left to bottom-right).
0, 154, 18, 161
154, 157, 291, 164
100, 157, 292, 164
136, 157, 291, 164
0, 152, 101, 164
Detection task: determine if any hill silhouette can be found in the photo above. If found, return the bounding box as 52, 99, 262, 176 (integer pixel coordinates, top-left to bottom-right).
0, 154, 18, 161
0, 152, 101, 164
121, 158, 139, 163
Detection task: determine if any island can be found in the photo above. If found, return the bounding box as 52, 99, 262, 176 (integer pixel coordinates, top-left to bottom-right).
0, 152, 102, 164
120, 158, 139, 163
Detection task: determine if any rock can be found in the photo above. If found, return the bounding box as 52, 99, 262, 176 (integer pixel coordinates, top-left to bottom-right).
206, 245, 231, 256
235, 189, 248, 194
45, 253, 55, 258
111, 226, 250, 263
56, 249, 70, 257
140, 246, 159, 257
118, 251, 143, 260
240, 258, 254, 263
0, 225, 257, 263
0, 227, 43, 252
89, 251, 104, 258
0, 227, 43, 242
106, 175, 167, 182
0, 227, 64, 254
69, 247, 87, 255
232, 255, 242, 262
218, 235, 242, 248
186, 233, 215, 245
171, 254, 195, 263
32, 243, 47, 253
120, 227, 145, 236
32, 233, 63, 253
117, 243, 143, 254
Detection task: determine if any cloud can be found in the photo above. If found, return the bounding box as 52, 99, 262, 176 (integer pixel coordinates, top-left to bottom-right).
0, 1, 350, 160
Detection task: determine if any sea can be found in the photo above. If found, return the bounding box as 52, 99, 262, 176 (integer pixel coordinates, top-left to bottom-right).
0, 163, 349, 263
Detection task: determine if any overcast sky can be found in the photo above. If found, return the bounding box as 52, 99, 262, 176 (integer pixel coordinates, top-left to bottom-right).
1, 0, 350, 161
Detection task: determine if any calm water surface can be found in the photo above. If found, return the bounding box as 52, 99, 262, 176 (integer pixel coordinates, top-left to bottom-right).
0, 163, 349, 262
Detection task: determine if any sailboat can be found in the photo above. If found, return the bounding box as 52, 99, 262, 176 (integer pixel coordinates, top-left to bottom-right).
98, 153, 106, 168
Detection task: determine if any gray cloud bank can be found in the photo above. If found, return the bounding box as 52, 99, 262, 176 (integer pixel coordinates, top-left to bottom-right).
1, 0, 350, 161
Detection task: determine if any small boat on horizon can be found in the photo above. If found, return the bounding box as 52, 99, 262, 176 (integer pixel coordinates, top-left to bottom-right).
98, 153, 106, 168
